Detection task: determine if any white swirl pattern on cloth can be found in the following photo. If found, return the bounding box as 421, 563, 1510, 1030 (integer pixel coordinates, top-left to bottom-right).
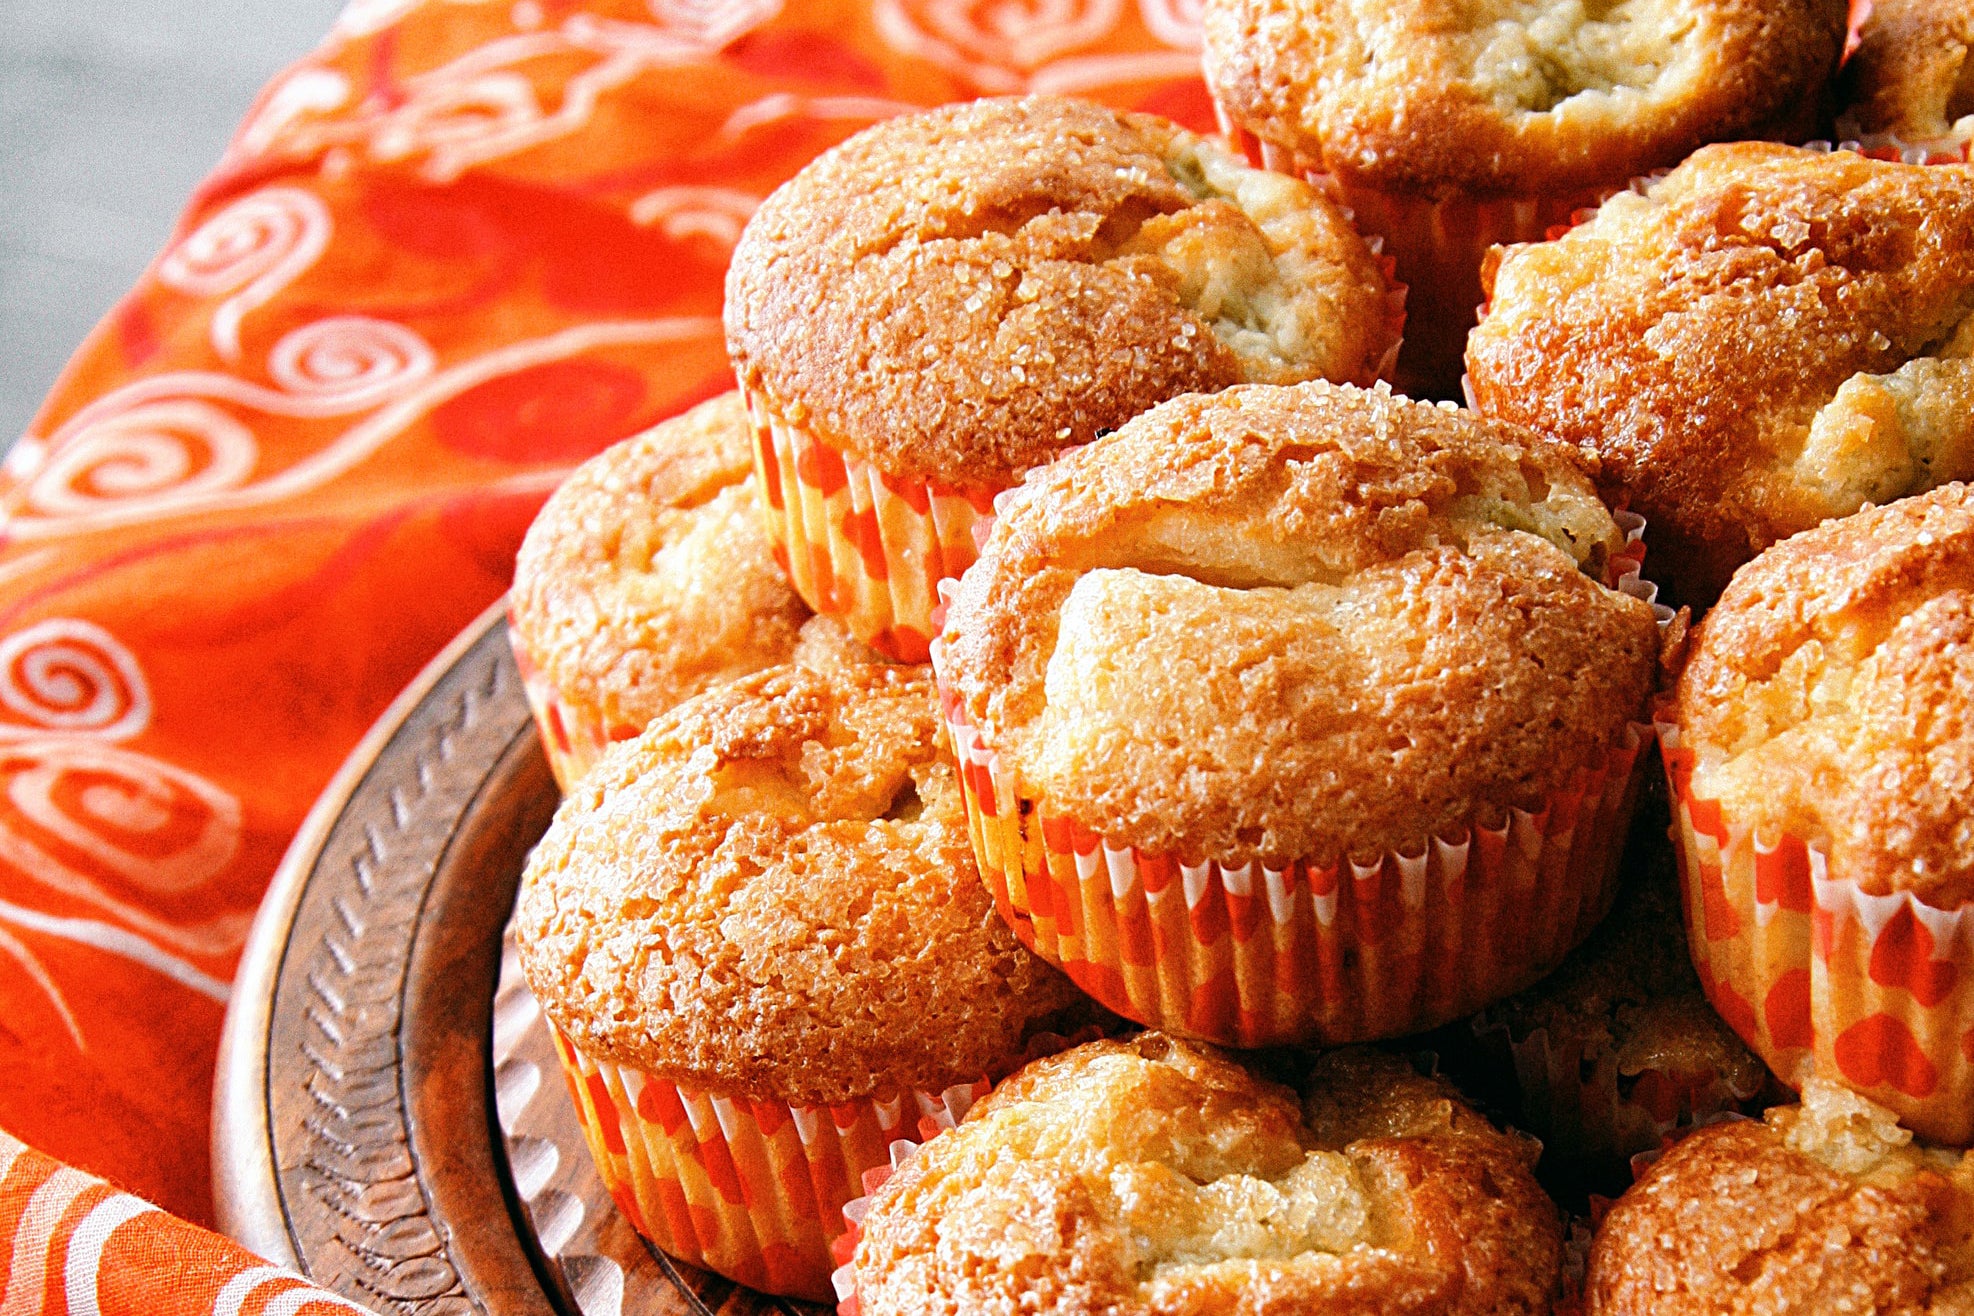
157, 188, 334, 364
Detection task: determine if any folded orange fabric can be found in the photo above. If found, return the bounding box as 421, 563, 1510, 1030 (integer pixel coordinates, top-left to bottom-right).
0, 0, 1206, 1308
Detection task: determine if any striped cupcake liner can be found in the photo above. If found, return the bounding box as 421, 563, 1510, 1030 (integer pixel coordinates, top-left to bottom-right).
546, 1022, 987, 1302
931, 668, 1651, 1046
1663, 717, 1974, 1145
926, 515, 1664, 1047
508, 619, 621, 792
1214, 113, 1597, 400
743, 388, 999, 665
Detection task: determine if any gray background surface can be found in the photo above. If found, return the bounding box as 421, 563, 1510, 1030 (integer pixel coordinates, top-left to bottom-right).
0, 0, 342, 443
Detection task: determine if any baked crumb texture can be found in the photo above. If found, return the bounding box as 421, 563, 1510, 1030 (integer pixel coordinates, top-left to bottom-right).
1202, 0, 1845, 399
1587, 1079, 1974, 1314
726, 94, 1401, 659
935, 381, 1660, 1045
1469, 142, 1974, 604
1843, 0, 1974, 146
850, 1035, 1562, 1316
1463, 839, 1767, 1170
1665, 484, 1974, 1144
508, 392, 818, 789
515, 659, 1090, 1299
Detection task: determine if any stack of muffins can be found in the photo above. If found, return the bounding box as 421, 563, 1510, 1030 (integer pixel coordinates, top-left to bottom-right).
508, 10, 1974, 1310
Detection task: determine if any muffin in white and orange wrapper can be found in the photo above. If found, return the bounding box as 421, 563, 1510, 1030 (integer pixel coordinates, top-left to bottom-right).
1201, 0, 1849, 400
932, 381, 1662, 1048
1468, 141, 1974, 606
1452, 825, 1769, 1187
1664, 482, 1974, 1145
723, 94, 1404, 662
835, 1034, 1563, 1316
509, 392, 842, 790
1585, 1078, 1974, 1313
512, 655, 1097, 1300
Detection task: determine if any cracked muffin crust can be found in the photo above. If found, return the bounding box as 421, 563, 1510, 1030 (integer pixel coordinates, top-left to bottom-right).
509, 392, 832, 788
1843, 0, 1974, 145
936, 381, 1659, 868
1468, 142, 1974, 604
849, 1034, 1562, 1316
1672, 483, 1974, 908
513, 658, 1087, 1105
724, 95, 1399, 486
1586, 1079, 1974, 1314
1201, 0, 1846, 197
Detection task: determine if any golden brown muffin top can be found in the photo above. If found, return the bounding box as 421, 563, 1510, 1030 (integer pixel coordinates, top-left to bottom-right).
853, 1035, 1561, 1316
513, 659, 1087, 1105
1469, 142, 1974, 604
1844, 0, 1974, 143
1486, 842, 1765, 1088
1587, 1080, 1974, 1314
509, 392, 815, 741
724, 95, 1396, 486
1202, 0, 1846, 196
1673, 484, 1974, 907
937, 382, 1659, 867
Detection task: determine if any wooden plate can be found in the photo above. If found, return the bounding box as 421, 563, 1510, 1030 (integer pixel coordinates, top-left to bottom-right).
212, 600, 825, 1316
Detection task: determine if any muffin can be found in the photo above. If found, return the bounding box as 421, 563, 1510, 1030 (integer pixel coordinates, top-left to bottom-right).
1203, 0, 1849, 399
934, 381, 1661, 1046
724, 94, 1403, 662
1468, 141, 1974, 604
1665, 483, 1974, 1144
1455, 814, 1768, 1185
514, 656, 1092, 1299
509, 392, 842, 789
1586, 1078, 1974, 1313
1841, 0, 1974, 154
845, 1035, 1561, 1316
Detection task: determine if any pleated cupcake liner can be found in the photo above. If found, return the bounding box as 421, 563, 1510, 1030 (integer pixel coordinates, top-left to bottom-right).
1831, 122, 1974, 165
828, 1141, 916, 1316
1213, 112, 1598, 399
1464, 1009, 1767, 1170
743, 387, 999, 665
925, 507, 1665, 1047
545, 1022, 988, 1302
930, 659, 1652, 1045
1662, 717, 1974, 1145
508, 620, 620, 792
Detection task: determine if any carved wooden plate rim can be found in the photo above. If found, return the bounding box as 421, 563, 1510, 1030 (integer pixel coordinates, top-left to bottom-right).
212, 600, 805, 1316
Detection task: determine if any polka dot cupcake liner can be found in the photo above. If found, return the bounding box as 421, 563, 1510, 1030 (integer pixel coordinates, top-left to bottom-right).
1663, 719, 1974, 1145
744, 388, 999, 665
1214, 114, 1597, 400
508, 620, 619, 792
546, 1021, 987, 1302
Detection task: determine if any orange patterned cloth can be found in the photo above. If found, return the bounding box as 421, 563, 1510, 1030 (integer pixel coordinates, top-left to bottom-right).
0, 1, 1203, 1309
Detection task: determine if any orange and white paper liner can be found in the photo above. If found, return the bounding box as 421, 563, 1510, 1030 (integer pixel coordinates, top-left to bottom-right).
508, 620, 622, 792
1662, 720, 1974, 1145
1214, 115, 1595, 399
1465, 1011, 1766, 1170
546, 1022, 988, 1302
744, 388, 1000, 665
828, 1142, 915, 1316
932, 675, 1651, 1046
